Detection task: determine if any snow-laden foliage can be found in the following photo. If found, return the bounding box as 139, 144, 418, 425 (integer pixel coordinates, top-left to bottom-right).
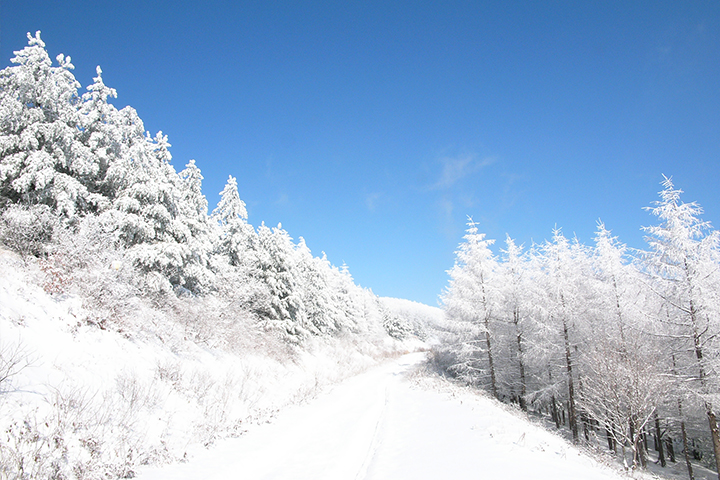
0, 31, 398, 341
379, 296, 444, 342
0, 33, 425, 479
437, 177, 720, 474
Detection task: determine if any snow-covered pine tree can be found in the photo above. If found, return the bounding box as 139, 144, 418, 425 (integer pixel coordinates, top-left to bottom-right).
0, 31, 90, 217
76, 65, 122, 213
535, 228, 592, 443
580, 222, 666, 468
108, 128, 201, 292
212, 175, 256, 269
325, 262, 367, 334
441, 218, 500, 397
498, 235, 530, 411
175, 159, 214, 288
293, 239, 337, 335
521, 241, 565, 429
642, 176, 720, 477
254, 222, 304, 337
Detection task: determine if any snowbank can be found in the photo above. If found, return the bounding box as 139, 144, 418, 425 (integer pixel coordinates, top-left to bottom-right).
0, 248, 410, 478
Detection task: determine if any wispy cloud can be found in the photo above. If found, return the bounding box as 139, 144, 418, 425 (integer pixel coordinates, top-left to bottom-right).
365, 192, 382, 211
275, 193, 289, 206
432, 154, 496, 190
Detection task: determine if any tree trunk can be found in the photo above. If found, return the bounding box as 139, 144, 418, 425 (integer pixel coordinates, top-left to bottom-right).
513, 307, 527, 412
629, 418, 648, 469
681, 418, 694, 480
551, 395, 560, 429
630, 419, 639, 469
705, 404, 720, 480
480, 276, 497, 400
562, 317, 578, 442
640, 430, 648, 469
575, 357, 589, 442
484, 323, 497, 399
666, 436, 676, 463
606, 423, 616, 453
655, 412, 666, 467
677, 395, 694, 480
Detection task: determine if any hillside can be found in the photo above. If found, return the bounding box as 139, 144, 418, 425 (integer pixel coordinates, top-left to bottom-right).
0, 248, 415, 478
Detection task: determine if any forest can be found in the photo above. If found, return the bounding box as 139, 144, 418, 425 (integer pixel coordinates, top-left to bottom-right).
0, 32, 427, 478
1, 31, 719, 480
0, 31, 415, 341
437, 177, 720, 477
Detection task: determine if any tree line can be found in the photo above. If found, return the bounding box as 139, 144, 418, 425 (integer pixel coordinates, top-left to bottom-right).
0, 31, 407, 343
437, 177, 720, 477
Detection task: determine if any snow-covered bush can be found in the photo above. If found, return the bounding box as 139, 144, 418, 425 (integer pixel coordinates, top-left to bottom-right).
0, 340, 30, 395
382, 313, 413, 340
0, 203, 57, 259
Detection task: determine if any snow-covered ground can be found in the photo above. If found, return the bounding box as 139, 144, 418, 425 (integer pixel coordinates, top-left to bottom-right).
1, 245, 711, 480
137, 352, 628, 480
0, 248, 403, 478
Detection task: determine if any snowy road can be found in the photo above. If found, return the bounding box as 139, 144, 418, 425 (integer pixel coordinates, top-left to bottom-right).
138, 352, 625, 480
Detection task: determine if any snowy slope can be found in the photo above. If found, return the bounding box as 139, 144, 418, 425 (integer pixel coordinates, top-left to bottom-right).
379, 296, 446, 344
379, 297, 444, 323
137, 353, 629, 480
0, 248, 405, 478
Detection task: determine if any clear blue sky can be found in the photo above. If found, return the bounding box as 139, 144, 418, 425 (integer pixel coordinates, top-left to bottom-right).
2, 1, 719, 306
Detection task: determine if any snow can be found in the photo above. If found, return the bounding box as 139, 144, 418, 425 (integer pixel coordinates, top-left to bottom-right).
0, 246, 700, 480
0, 248, 399, 476
137, 353, 626, 480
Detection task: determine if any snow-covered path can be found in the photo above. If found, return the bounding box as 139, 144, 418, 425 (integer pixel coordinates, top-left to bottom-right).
138, 352, 625, 480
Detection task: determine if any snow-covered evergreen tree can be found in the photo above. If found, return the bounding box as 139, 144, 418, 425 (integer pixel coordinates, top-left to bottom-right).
441, 218, 500, 397
497, 235, 530, 410
254, 223, 304, 336
212, 175, 256, 269
579, 222, 665, 467
0, 32, 90, 217
75, 65, 121, 213
642, 176, 720, 475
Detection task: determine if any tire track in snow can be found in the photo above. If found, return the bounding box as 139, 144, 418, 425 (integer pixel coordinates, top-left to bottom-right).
354, 385, 389, 480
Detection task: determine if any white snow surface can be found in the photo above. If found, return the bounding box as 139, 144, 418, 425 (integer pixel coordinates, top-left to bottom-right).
0, 248, 402, 476
138, 352, 627, 480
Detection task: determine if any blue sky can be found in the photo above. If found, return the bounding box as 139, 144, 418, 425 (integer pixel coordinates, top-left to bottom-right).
2, 1, 719, 306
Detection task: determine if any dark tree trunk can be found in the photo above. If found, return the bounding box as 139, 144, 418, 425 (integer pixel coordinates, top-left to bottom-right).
685, 264, 720, 479
655, 412, 666, 467
562, 316, 578, 442
513, 308, 527, 412
484, 324, 497, 399
480, 276, 497, 400
666, 436, 676, 463
681, 418, 694, 480
606, 423, 616, 453
673, 353, 693, 479
551, 395, 560, 429
639, 438, 648, 469
705, 405, 720, 480
677, 394, 695, 480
